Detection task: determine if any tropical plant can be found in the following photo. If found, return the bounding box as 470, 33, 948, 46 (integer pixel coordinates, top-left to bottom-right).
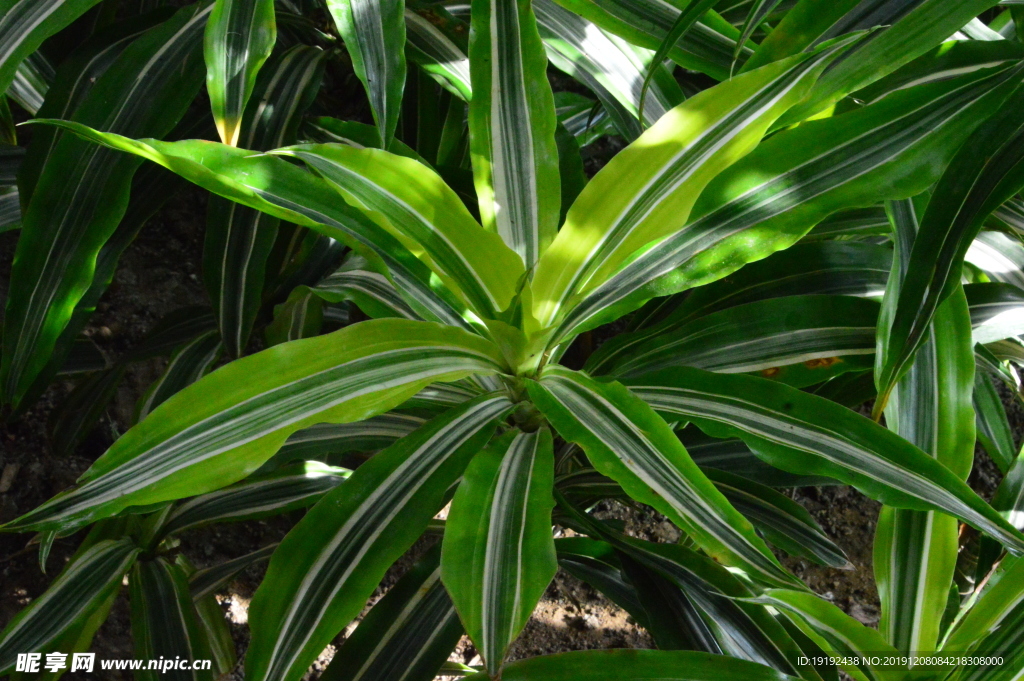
3, 0, 1024, 680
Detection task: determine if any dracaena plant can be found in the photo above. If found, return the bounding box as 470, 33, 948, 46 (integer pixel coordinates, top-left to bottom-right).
5, 0, 1024, 680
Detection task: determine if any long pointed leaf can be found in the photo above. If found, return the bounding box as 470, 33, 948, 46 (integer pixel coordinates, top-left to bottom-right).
245, 393, 512, 681
529, 366, 801, 588
626, 367, 1024, 553
468, 0, 560, 267
327, 0, 406, 148
442, 428, 557, 674
204, 0, 276, 146
2, 319, 506, 534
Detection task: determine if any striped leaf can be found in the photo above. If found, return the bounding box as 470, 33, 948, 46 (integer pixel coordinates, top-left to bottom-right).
468, 0, 560, 267
245, 393, 513, 681
530, 45, 843, 331
135, 330, 223, 423
36, 122, 474, 329
535, 0, 684, 139
327, 0, 406, 148
0, 0, 103, 95
405, 3, 471, 101
189, 543, 278, 602
804, 207, 892, 241
6, 50, 53, 115
873, 199, 977, 653
0, 185, 18, 232
265, 286, 324, 346
1, 94, 14, 144
733, 0, 783, 68
275, 143, 524, 318
973, 364, 1017, 475
320, 545, 463, 681
206, 45, 325, 356
746, 0, 1003, 124
130, 558, 214, 681
262, 412, 425, 471
442, 428, 557, 674
557, 503, 814, 679
464, 649, 804, 681
745, 589, 902, 681
625, 366, 1024, 553
1, 3, 211, 407
529, 366, 801, 589
588, 294, 879, 382
967, 282, 1024, 346
555, 538, 655, 634
189, 574, 236, 677
702, 469, 849, 568
555, 61, 1023, 343
204, 0, 276, 146
967, 232, 1024, 291
680, 428, 835, 488
546, 0, 749, 81
0, 538, 139, 674
875, 79, 1024, 413
312, 258, 421, 320
943, 555, 1024, 653
159, 461, 350, 537
2, 319, 506, 534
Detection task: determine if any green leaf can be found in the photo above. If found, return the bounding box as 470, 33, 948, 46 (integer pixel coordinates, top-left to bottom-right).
556, 61, 1022, 343
0, 185, 18, 232
327, 0, 406, 148
546, 0, 749, 81
536, 0, 685, 139
0, 538, 139, 674
442, 428, 557, 674
245, 393, 512, 681
3, 319, 507, 534
702, 468, 849, 568
944, 555, 1024, 653
206, 45, 325, 356
588, 294, 879, 382
747, 0, 1004, 124
626, 367, 1024, 553
875, 79, 1024, 413
130, 558, 213, 681
1, 3, 211, 407
464, 649, 803, 681
158, 461, 350, 538
134, 330, 223, 423
265, 286, 324, 345
967, 282, 1024, 346
34, 121, 473, 330
745, 589, 901, 681
261, 411, 425, 471
405, 2, 471, 101
733, 0, 782, 68
873, 199, 977, 653
204, 0, 276, 146
189, 543, 277, 601
530, 44, 845, 331
554, 537, 654, 633
310, 255, 421, 320
973, 363, 1017, 475
967, 231, 1024, 291
468, 0, 560, 267
637, 0, 718, 125
529, 366, 801, 589
274, 143, 525, 318
320, 544, 463, 681
0, 0, 103, 95
681, 428, 835, 488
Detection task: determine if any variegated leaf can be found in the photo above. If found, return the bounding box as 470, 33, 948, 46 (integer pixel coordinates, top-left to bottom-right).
626, 367, 1024, 553
442, 428, 557, 674
204, 0, 277, 146
327, 0, 406, 148
275, 143, 524, 318
246, 393, 513, 681
468, 0, 561, 268
530, 366, 801, 589
320, 545, 463, 681
2, 319, 507, 534
159, 461, 350, 537
189, 543, 278, 602
530, 44, 844, 331
0, 539, 139, 674
405, 4, 471, 101
555, 61, 1023, 344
